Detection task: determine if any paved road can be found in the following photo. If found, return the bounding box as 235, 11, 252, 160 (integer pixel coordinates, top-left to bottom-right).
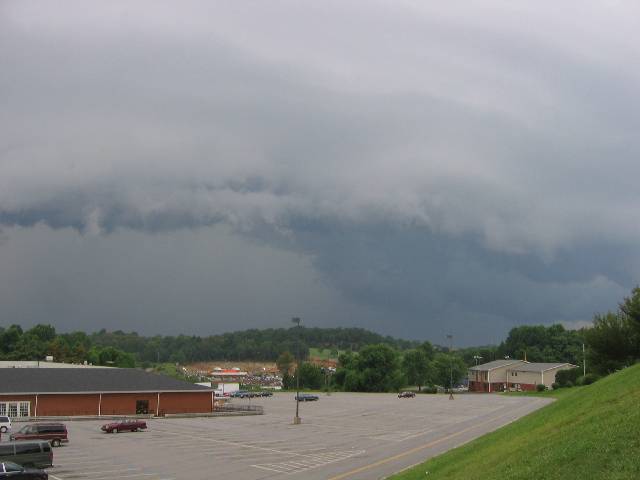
44, 392, 550, 480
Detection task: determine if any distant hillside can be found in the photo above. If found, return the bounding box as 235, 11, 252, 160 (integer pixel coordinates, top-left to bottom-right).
88, 326, 420, 363
0, 323, 421, 366
392, 363, 640, 480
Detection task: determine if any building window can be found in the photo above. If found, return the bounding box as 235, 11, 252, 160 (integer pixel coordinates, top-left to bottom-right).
0, 402, 30, 418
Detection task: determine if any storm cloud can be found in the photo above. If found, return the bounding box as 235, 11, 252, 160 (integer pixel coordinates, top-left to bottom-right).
1, 0, 639, 344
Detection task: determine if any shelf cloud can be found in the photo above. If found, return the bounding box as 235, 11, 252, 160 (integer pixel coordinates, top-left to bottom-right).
1, 0, 639, 343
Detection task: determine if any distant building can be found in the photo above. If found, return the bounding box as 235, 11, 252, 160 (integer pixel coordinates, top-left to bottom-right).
0, 368, 214, 417
209, 368, 247, 395
468, 360, 577, 392
0, 361, 109, 369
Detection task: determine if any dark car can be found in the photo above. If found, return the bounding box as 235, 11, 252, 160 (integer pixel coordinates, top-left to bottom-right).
230, 391, 250, 398
101, 419, 147, 433
398, 391, 416, 398
295, 394, 319, 402
10, 424, 67, 447
0, 461, 48, 479
258, 391, 273, 397
0, 442, 52, 469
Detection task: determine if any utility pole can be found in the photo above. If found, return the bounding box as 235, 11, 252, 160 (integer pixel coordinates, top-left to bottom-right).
447, 334, 454, 400
292, 317, 302, 424
583, 343, 586, 377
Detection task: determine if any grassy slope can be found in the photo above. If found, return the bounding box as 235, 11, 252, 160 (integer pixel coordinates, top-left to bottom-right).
391, 364, 640, 480
308, 347, 341, 360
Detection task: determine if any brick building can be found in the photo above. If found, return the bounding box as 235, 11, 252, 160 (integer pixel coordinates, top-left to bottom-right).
0, 368, 215, 418
468, 360, 576, 392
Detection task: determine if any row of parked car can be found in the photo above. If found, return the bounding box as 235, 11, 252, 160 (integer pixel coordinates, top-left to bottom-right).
229, 390, 274, 398
0, 418, 149, 478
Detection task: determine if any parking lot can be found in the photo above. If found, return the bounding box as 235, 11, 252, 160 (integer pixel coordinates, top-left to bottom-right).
37, 392, 549, 480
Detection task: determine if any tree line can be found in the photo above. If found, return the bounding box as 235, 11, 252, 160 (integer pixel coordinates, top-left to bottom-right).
276, 287, 640, 392
276, 342, 467, 392
0, 325, 418, 367
1, 287, 638, 389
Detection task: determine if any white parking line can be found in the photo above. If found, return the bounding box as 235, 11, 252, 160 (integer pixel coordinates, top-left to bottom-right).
251, 449, 365, 475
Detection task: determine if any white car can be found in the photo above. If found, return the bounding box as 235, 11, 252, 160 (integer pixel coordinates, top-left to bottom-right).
0, 416, 11, 433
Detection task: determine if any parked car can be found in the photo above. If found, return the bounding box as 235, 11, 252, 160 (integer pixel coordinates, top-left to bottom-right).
295, 394, 319, 402
0, 461, 48, 479
101, 419, 147, 433
258, 391, 273, 397
230, 391, 250, 398
0, 417, 11, 434
0, 442, 53, 469
398, 391, 416, 398
10, 424, 67, 447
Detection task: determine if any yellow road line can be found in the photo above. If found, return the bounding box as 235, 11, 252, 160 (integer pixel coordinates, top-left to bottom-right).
328, 399, 543, 480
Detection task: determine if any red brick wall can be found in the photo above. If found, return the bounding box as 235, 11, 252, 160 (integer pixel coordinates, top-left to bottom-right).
38, 394, 100, 416
468, 381, 487, 392
157, 392, 213, 415
100, 393, 158, 416
519, 383, 537, 391
0, 392, 213, 416
466, 382, 513, 392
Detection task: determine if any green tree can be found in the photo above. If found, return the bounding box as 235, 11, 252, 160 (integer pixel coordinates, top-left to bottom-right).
432, 352, 467, 389
27, 324, 56, 343
619, 286, 640, 339
584, 312, 636, 374
276, 351, 295, 376
402, 349, 433, 391
296, 362, 324, 389
355, 344, 404, 392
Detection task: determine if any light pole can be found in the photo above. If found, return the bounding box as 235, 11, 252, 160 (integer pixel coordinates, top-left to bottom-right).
473, 355, 483, 366
292, 317, 302, 424
447, 334, 454, 400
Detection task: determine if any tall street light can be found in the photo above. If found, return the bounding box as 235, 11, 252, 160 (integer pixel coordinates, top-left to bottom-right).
447, 334, 454, 400
292, 317, 302, 424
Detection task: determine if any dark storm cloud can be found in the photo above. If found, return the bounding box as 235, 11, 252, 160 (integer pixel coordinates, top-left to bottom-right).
1, 0, 639, 343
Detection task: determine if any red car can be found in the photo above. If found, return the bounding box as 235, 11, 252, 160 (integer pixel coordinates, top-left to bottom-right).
101, 419, 147, 433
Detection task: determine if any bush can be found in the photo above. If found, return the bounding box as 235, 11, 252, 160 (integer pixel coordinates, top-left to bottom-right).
536, 384, 547, 392
576, 373, 600, 386
555, 368, 581, 387
551, 382, 560, 390
420, 386, 438, 394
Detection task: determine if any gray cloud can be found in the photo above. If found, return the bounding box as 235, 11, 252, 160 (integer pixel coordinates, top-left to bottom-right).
1, 0, 639, 344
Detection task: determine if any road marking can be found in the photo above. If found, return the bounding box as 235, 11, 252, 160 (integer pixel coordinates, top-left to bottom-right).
252, 448, 365, 474
327, 399, 544, 480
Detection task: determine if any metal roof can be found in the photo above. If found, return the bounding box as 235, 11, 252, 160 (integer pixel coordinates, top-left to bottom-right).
510, 362, 575, 372
468, 359, 526, 371
0, 368, 212, 394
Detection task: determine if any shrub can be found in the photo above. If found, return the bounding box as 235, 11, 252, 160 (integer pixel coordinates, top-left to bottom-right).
556, 368, 581, 387
536, 384, 547, 392
577, 373, 600, 386
420, 386, 438, 394
551, 382, 560, 390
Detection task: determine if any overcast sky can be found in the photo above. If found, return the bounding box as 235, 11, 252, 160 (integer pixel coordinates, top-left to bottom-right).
1, 1, 640, 345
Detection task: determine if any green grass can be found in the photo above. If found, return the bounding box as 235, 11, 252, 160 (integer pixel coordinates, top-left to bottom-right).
501, 386, 586, 399
308, 347, 341, 360
391, 364, 640, 480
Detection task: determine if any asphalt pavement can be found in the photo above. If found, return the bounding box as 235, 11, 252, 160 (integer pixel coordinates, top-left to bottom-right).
41, 392, 551, 480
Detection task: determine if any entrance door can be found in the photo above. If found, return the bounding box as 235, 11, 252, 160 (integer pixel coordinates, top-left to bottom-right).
136, 400, 149, 415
